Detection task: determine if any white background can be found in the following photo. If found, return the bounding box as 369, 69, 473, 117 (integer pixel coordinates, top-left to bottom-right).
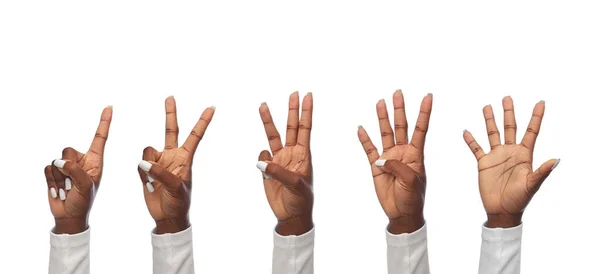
0, 1, 598, 273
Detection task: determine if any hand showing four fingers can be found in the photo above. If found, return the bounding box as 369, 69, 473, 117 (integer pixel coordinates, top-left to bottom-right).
44, 106, 113, 234
256, 92, 314, 236
358, 90, 433, 234
137, 96, 215, 234
464, 97, 559, 228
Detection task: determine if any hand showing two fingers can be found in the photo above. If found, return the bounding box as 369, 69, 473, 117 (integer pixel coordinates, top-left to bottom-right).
137, 96, 215, 234
44, 106, 113, 234
256, 92, 314, 236
358, 90, 433, 234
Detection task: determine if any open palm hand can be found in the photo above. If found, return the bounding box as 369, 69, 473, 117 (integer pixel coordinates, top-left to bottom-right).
464, 97, 559, 227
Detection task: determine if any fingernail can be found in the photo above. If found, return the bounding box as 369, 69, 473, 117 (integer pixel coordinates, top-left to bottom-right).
59, 189, 66, 200
210, 105, 216, 110
148, 175, 155, 183
540, 100, 545, 104
53, 159, 66, 169
146, 182, 155, 193
551, 158, 560, 170
261, 102, 267, 106
256, 161, 268, 173
375, 159, 386, 167
65, 178, 72, 190
427, 93, 433, 96
358, 125, 363, 129
307, 92, 313, 95
167, 95, 174, 99
263, 173, 272, 180
379, 99, 385, 103
50, 188, 57, 199
107, 105, 113, 109
139, 160, 152, 173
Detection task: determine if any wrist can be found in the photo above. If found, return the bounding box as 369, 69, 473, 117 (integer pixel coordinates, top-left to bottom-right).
155, 217, 190, 234
486, 213, 522, 228
387, 214, 425, 234
276, 215, 313, 236
54, 218, 88, 234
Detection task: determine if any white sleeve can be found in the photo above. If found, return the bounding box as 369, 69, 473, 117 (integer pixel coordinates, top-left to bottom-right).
386, 223, 430, 274
478, 223, 523, 274
272, 227, 315, 274
151, 225, 195, 274
49, 228, 90, 274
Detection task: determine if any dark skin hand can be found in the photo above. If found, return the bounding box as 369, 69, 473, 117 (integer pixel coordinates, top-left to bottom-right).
138, 96, 215, 234
464, 97, 559, 228
44, 106, 113, 234
358, 90, 433, 234
257, 91, 314, 236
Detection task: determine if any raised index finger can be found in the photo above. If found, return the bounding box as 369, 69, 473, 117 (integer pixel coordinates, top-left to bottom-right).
182, 106, 216, 154
88, 106, 113, 156
164, 96, 179, 149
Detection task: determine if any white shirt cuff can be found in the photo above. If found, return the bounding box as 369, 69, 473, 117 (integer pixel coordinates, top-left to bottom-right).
151, 225, 193, 247
481, 222, 523, 242
50, 227, 91, 248
386, 222, 427, 247
273, 227, 315, 248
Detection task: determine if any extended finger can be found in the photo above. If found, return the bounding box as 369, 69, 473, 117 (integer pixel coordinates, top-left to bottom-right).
297, 92, 313, 148
521, 101, 545, 150
88, 106, 113, 155
164, 96, 179, 149
410, 93, 433, 150
285, 91, 300, 146
483, 105, 501, 150
502, 96, 517, 144
527, 158, 559, 196
463, 130, 485, 161
393, 90, 409, 145
376, 99, 395, 152
45, 166, 58, 199
259, 102, 284, 155
357, 126, 380, 164
182, 106, 216, 154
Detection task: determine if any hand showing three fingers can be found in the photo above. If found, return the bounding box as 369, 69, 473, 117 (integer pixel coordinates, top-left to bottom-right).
137, 96, 215, 234
256, 92, 314, 236
463, 97, 559, 228
358, 91, 433, 234
44, 106, 113, 234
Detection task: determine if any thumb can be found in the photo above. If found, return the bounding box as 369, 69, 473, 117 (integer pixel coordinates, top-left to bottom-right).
257, 150, 273, 179
53, 159, 93, 191
138, 160, 182, 191
256, 160, 308, 194
375, 159, 421, 184
527, 158, 560, 193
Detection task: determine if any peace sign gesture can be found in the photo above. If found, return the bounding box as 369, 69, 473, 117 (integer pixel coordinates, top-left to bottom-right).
138, 96, 215, 234
358, 91, 432, 234
44, 106, 113, 234
463, 97, 559, 228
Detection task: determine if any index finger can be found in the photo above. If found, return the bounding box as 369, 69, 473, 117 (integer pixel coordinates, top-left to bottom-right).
182, 106, 216, 154
297, 92, 313, 147
88, 106, 113, 155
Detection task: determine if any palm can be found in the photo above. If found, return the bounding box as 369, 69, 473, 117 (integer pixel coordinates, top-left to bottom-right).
266, 145, 311, 220
144, 148, 191, 220
376, 145, 426, 218
478, 145, 533, 215
464, 97, 558, 219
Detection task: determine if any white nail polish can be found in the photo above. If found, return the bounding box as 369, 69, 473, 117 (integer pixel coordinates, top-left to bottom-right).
50, 188, 57, 199
65, 178, 72, 190
551, 158, 561, 170
263, 173, 272, 180
375, 159, 387, 167
59, 189, 66, 200
256, 161, 268, 172
210, 105, 216, 110
148, 175, 155, 183
139, 160, 152, 172
53, 159, 66, 169
146, 182, 155, 193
